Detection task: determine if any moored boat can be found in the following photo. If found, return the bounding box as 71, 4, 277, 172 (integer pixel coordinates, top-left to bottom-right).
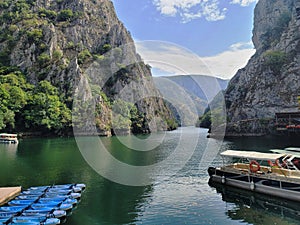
11, 216, 60, 225
208, 150, 300, 202
22, 210, 66, 219
0, 133, 18, 144
0, 183, 85, 224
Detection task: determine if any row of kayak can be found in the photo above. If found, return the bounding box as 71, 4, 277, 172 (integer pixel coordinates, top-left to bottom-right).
0, 183, 86, 225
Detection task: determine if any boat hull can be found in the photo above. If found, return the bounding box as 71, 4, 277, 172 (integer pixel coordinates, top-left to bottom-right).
209, 167, 300, 202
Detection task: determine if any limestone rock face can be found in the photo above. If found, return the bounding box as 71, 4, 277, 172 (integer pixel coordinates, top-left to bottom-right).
0, 0, 175, 135
225, 0, 300, 136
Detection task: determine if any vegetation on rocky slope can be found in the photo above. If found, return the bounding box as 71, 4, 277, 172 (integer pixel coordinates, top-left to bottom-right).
0, 66, 71, 134
0, 0, 177, 135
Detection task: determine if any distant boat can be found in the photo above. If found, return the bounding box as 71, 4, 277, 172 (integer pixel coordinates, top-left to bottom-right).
0, 133, 18, 144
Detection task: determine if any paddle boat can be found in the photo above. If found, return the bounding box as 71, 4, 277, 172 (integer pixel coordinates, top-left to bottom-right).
0, 183, 85, 224
9, 198, 77, 207
21, 210, 66, 219
16, 192, 81, 201
11, 216, 60, 225
208, 150, 300, 202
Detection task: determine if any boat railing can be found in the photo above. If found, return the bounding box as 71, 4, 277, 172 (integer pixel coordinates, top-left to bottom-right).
225, 163, 300, 178
230, 163, 270, 173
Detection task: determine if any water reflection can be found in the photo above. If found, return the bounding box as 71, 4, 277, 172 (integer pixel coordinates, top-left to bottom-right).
210, 182, 300, 225
2, 129, 300, 225
74, 127, 205, 186
225, 136, 300, 152
67, 180, 154, 225
0, 143, 18, 158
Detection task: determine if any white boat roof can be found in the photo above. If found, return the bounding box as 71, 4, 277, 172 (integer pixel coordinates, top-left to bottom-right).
285, 147, 300, 152
0, 133, 17, 136
221, 150, 286, 160
271, 149, 300, 158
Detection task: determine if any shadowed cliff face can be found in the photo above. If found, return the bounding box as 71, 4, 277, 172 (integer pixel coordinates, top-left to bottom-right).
0, 0, 175, 135
225, 0, 300, 136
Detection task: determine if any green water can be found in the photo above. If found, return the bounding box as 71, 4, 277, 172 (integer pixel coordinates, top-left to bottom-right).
0, 127, 300, 225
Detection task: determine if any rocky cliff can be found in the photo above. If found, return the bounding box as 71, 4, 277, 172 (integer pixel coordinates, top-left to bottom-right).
225, 0, 300, 136
0, 0, 175, 135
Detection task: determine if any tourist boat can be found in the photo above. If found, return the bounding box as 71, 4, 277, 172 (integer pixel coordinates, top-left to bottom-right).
208, 150, 300, 202
0, 133, 18, 144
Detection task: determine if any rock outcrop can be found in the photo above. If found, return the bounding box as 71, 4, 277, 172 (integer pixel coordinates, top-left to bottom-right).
0, 0, 176, 135
225, 0, 300, 136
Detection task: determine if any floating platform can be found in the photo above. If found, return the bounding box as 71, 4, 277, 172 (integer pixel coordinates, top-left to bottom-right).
0, 187, 21, 206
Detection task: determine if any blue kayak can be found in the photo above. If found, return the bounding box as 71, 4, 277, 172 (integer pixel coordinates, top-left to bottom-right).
25, 184, 85, 194
0, 206, 26, 213
44, 192, 81, 200
22, 189, 73, 195
16, 194, 43, 200
31, 203, 72, 211
38, 198, 77, 206
0, 212, 17, 217
8, 198, 77, 207
11, 216, 60, 225
0, 217, 10, 223
27, 183, 85, 190
22, 209, 66, 219
49, 183, 85, 191
8, 199, 37, 206
16, 192, 81, 200
27, 186, 49, 192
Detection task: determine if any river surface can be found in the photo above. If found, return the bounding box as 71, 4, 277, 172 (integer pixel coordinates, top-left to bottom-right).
0, 127, 300, 225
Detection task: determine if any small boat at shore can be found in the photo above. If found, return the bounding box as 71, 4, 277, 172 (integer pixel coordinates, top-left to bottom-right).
0, 133, 18, 144
208, 150, 300, 202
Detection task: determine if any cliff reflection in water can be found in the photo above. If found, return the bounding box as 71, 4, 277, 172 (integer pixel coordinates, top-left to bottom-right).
210, 182, 300, 225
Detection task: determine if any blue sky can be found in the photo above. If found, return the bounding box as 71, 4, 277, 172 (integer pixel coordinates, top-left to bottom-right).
112, 0, 258, 79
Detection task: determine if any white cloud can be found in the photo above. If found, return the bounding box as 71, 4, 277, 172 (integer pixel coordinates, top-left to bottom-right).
136, 41, 212, 75
135, 40, 256, 79
230, 0, 258, 7
153, 0, 257, 22
153, 0, 227, 22
229, 41, 254, 51
202, 46, 255, 78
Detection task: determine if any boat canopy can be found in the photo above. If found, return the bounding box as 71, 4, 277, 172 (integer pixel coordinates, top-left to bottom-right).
270, 149, 300, 158
221, 150, 286, 160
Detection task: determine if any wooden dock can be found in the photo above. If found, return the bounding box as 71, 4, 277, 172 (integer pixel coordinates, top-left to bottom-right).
0, 187, 21, 206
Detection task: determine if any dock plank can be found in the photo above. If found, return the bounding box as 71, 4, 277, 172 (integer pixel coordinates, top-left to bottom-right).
0, 187, 21, 206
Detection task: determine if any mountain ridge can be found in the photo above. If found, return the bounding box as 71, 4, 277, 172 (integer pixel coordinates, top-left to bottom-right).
155, 74, 228, 126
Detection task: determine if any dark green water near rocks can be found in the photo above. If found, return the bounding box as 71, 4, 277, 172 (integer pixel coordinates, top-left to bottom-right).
0, 127, 299, 225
